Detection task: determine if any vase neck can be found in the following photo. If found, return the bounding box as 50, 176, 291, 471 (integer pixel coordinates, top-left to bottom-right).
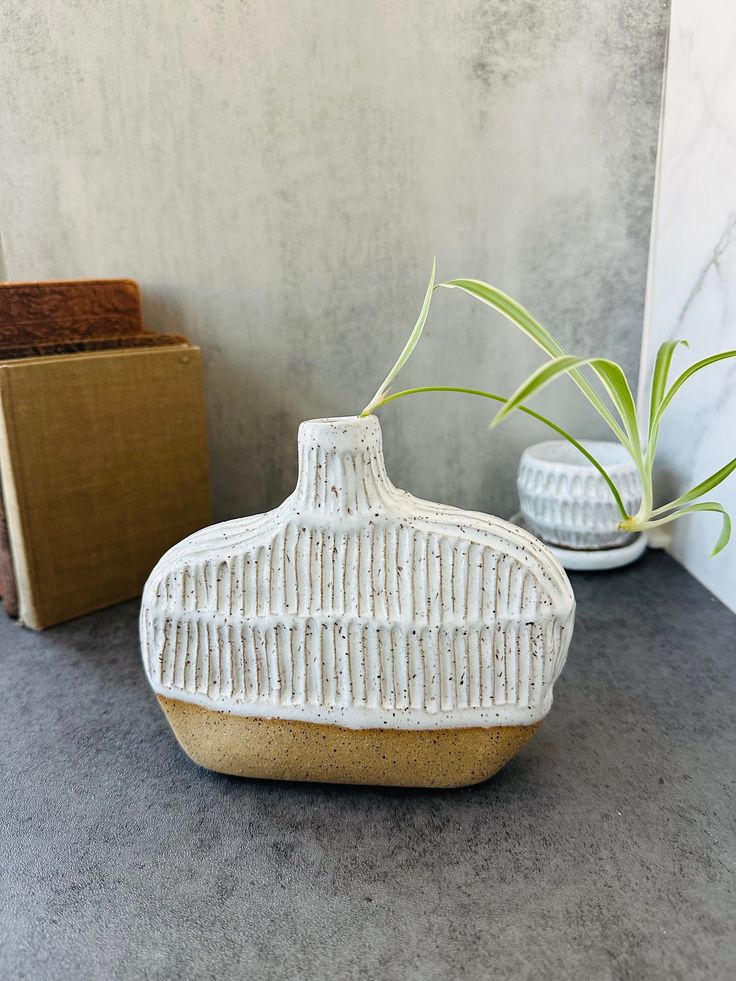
293, 416, 396, 515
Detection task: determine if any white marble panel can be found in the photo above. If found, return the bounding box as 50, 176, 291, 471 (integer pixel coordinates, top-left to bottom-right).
640, 0, 736, 611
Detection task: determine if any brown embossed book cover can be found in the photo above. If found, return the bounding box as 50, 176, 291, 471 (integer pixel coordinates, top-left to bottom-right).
0, 278, 151, 616
0, 279, 144, 346
0, 345, 211, 629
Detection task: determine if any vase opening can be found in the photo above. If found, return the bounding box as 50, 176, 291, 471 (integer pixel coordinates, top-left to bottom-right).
293, 414, 394, 514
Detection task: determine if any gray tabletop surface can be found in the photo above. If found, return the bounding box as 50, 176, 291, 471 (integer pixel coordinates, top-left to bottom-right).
1, 550, 734, 981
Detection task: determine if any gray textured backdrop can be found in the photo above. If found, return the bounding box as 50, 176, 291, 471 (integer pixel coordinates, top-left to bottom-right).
0, 1, 669, 522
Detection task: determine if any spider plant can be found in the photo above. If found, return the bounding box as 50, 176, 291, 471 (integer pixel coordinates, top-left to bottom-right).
361, 262, 736, 556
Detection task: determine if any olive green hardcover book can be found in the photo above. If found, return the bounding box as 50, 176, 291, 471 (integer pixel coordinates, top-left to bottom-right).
0, 345, 211, 629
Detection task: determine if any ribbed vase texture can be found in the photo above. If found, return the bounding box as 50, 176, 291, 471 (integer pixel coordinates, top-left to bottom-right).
141, 417, 575, 731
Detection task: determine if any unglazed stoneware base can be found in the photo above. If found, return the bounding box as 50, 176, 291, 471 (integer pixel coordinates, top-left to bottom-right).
158, 696, 541, 788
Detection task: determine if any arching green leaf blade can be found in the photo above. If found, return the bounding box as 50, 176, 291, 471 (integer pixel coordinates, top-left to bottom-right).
652, 350, 736, 431
439, 279, 566, 357
438, 278, 628, 444
378, 383, 629, 519
361, 258, 436, 415
642, 501, 731, 557
650, 457, 736, 516
489, 354, 641, 457
648, 339, 688, 455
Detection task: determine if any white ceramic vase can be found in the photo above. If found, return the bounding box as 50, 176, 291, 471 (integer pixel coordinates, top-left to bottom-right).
517, 440, 642, 550
141, 416, 575, 787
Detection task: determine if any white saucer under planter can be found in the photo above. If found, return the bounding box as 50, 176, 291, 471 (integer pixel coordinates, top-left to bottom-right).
517, 440, 642, 550
510, 512, 648, 572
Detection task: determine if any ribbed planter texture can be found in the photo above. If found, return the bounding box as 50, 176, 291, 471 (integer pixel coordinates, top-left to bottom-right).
518, 440, 642, 550
141, 416, 575, 787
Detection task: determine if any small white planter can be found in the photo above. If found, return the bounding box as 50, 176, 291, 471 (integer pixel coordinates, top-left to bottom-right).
517, 440, 641, 550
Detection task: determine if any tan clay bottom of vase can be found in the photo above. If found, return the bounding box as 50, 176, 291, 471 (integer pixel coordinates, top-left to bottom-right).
158, 695, 541, 788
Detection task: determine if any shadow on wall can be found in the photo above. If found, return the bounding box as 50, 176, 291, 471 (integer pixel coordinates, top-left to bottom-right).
139, 287, 188, 336
137, 285, 305, 522
204, 348, 307, 523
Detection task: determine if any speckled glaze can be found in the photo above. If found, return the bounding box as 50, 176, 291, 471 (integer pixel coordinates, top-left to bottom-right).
518, 440, 642, 550
141, 416, 575, 785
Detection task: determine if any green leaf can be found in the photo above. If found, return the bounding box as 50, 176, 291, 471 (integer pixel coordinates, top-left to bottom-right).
642, 501, 732, 557
361, 258, 436, 415
489, 354, 642, 458
438, 278, 629, 445
438, 279, 566, 357
650, 457, 736, 516
651, 350, 736, 431
378, 384, 629, 519
648, 340, 688, 457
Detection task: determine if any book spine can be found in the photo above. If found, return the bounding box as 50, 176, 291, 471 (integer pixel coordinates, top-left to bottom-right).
0, 369, 41, 629
0, 333, 189, 360
0, 488, 18, 617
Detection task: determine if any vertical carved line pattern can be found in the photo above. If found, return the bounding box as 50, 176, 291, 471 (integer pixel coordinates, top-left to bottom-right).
147, 520, 572, 717
148, 610, 569, 713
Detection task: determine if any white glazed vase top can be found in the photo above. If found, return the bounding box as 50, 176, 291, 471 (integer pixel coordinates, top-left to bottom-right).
140, 416, 575, 731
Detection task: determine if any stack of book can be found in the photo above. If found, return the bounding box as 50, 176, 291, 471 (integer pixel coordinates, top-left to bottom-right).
0, 279, 211, 629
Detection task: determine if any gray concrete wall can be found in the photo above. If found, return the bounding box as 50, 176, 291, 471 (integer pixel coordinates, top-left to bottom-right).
0, 1, 669, 521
